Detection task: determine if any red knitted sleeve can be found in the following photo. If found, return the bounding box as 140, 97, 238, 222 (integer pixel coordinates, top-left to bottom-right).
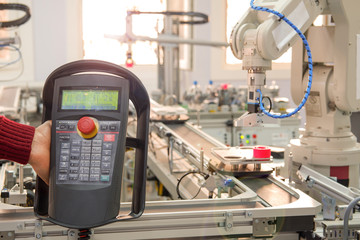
0, 116, 35, 164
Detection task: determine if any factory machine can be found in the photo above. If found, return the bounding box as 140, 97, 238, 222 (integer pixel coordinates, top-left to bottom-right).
1, 0, 360, 239
230, 0, 360, 188
0, 108, 322, 240
108, 8, 302, 148
0, 57, 319, 239
184, 81, 301, 147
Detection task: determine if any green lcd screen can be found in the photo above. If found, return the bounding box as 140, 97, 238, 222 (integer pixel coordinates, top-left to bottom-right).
61, 89, 119, 110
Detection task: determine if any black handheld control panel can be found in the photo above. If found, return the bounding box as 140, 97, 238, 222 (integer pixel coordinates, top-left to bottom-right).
56, 119, 120, 184
54, 81, 126, 186
35, 60, 150, 229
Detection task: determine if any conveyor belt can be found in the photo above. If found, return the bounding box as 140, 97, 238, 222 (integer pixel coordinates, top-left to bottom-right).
166, 123, 274, 176
165, 123, 296, 206
240, 177, 297, 206
133, 200, 265, 214
167, 124, 220, 158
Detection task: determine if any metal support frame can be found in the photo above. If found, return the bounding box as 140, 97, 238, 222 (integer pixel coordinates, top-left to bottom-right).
297, 164, 360, 205
0, 193, 320, 239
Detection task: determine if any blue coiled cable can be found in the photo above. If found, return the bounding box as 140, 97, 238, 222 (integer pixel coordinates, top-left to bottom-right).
0, 44, 22, 68
250, 0, 313, 119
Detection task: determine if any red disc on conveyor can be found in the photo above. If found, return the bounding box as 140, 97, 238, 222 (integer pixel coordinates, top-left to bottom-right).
253, 146, 271, 159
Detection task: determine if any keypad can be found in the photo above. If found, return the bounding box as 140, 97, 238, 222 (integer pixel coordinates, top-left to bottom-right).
60, 161, 69, 168
56, 120, 119, 184
61, 143, 70, 149
61, 149, 70, 155
109, 125, 117, 131
59, 135, 70, 141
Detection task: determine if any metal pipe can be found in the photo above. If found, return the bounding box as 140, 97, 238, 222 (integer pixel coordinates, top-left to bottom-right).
200, 148, 204, 172
19, 164, 24, 194
105, 33, 229, 47
169, 138, 174, 174
288, 152, 293, 183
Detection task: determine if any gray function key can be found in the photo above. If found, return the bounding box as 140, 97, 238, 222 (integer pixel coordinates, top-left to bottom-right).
103, 143, 112, 150
70, 160, 80, 167
100, 125, 108, 131
90, 174, 100, 182
69, 167, 79, 174
92, 140, 102, 146
109, 124, 117, 131
79, 174, 89, 181
69, 174, 79, 180
60, 155, 69, 162
58, 174, 67, 181
91, 147, 102, 153
79, 167, 90, 174
59, 162, 69, 169
103, 150, 112, 156
91, 154, 101, 161
90, 168, 100, 174
71, 148, 81, 154
59, 135, 70, 141
91, 161, 101, 167
81, 147, 91, 153
102, 156, 111, 162
72, 140, 81, 146
70, 154, 80, 160
61, 149, 70, 155
101, 162, 111, 170
81, 154, 91, 160
80, 161, 90, 167
82, 140, 92, 147
61, 143, 70, 149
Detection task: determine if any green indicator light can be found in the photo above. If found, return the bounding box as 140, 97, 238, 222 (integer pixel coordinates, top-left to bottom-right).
246, 140, 250, 144
246, 134, 250, 139
240, 135, 245, 140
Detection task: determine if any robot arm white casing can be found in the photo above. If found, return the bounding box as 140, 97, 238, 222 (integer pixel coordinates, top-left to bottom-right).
231, 0, 326, 64
230, 0, 326, 113
291, 0, 360, 113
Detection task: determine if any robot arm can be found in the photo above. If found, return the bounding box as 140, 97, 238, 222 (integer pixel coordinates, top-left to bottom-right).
230, 0, 326, 115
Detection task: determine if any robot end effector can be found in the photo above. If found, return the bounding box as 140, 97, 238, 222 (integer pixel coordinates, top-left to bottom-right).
231, 26, 271, 114
230, 0, 326, 120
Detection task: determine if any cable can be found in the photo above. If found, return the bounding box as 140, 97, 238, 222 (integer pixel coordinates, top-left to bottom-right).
262, 96, 272, 112
343, 196, 360, 240
250, 0, 313, 119
176, 170, 209, 200
128, 11, 208, 25
0, 44, 22, 67
0, 44, 24, 82
0, 4, 31, 28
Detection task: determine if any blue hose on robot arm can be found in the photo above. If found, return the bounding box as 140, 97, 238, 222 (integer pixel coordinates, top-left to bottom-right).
250, 0, 313, 119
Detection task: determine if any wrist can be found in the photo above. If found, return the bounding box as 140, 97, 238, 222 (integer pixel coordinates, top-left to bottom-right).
0, 117, 35, 164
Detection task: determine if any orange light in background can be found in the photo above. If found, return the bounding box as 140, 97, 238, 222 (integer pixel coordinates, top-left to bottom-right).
125, 50, 134, 67
126, 57, 134, 68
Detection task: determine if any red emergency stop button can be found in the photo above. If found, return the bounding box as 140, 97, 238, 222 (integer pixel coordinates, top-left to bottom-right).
77, 117, 98, 139
78, 117, 95, 134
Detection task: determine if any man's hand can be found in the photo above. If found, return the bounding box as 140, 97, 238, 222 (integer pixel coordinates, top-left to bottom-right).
28, 121, 52, 184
